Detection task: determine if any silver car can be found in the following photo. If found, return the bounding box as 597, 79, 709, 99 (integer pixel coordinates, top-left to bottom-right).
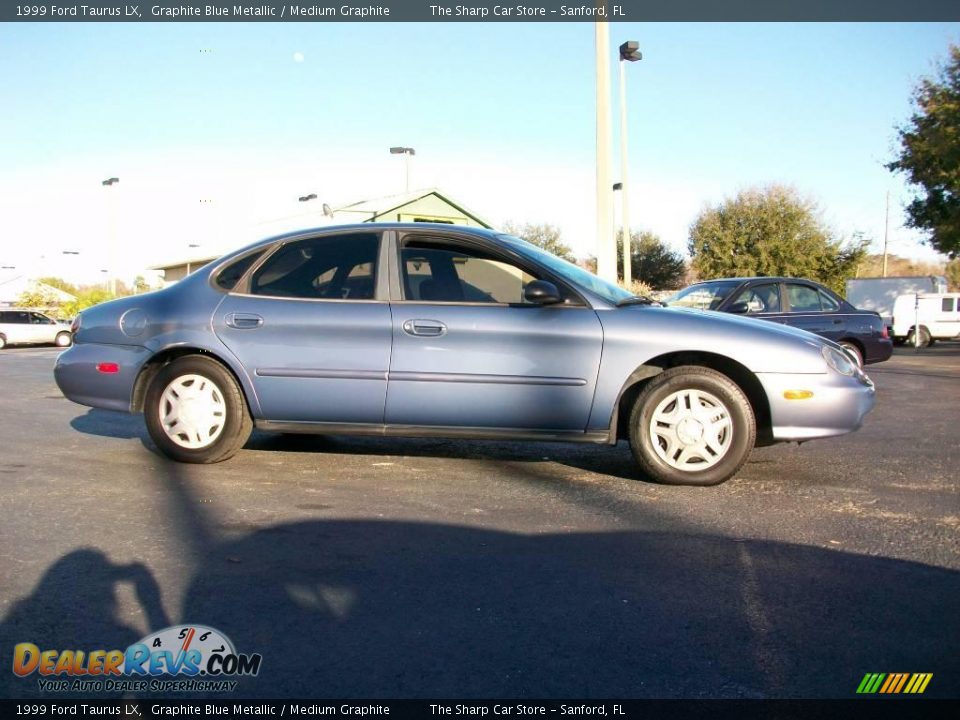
0, 309, 73, 350
54, 224, 875, 486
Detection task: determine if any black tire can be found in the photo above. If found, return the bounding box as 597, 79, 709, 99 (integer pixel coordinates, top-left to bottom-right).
0, 334, 6, 350
906, 326, 931, 348
628, 366, 756, 486
144, 355, 252, 463
838, 341, 864, 368
55, 331, 72, 348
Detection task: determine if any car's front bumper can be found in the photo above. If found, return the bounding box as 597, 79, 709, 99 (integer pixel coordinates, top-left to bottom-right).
757, 370, 876, 442
54, 342, 151, 412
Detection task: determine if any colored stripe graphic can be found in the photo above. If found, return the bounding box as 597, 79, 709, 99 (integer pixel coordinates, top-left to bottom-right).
857, 672, 932, 694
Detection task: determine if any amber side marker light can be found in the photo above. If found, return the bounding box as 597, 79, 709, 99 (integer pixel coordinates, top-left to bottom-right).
96, 363, 120, 374
783, 390, 814, 400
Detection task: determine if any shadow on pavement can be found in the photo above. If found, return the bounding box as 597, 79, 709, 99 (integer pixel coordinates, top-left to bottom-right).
3, 521, 958, 699
0, 550, 170, 699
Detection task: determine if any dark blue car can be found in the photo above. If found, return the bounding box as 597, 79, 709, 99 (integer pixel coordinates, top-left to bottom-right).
667, 277, 893, 367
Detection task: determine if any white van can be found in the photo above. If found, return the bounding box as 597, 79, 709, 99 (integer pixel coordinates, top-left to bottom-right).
0, 309, 73, 350
891, 293, 960, 347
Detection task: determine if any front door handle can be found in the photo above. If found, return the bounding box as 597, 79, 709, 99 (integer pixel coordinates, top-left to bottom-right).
402, 319, 446, 337
833, 319, 843, 324
225, 313, 264, 329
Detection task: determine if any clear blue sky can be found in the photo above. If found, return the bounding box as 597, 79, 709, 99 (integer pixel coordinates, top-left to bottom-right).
0, 21, 957, 281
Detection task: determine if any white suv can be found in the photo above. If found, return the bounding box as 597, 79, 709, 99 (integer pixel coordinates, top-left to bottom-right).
0, 309, 73, 349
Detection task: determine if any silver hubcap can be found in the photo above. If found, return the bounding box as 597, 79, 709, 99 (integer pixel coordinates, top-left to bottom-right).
158, 374, 226, 449
649, 388, 733, 471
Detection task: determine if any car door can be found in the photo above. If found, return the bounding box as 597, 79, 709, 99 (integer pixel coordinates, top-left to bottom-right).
213, 230, 392, 424
783, 282, 846, 341
384, 232, 604, 432
29, 312, 58, 344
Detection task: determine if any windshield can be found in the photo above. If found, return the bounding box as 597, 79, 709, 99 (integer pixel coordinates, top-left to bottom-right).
666, 281, 742, 310
497, 234, 634, 305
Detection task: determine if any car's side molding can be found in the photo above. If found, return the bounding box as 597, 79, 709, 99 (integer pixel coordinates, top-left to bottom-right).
257, 420, 612, 444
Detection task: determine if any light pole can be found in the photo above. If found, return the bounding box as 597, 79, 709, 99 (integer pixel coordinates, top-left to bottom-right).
102, 177, 119, 296
595, 21, 615, 283
618, 40, 642, 287
390, 147, 415, 192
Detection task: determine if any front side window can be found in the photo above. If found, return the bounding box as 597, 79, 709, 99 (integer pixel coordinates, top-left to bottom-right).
250, 233, 379, 300
787, 284, 822, 312
731, 283, 781, 313
30, 313, 54, 325
943, 297, 955, 313
401, 240, 541, 304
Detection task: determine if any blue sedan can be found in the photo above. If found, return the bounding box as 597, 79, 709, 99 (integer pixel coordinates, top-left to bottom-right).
666, 277, 894, 367
55, 225, 876, 486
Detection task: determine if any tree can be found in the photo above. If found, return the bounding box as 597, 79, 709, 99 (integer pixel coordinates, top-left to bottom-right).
688, 185, 867, 294
61, 287, 114, 319
888, 44, 960, 258
501, 222, 576, 262
16, 286, 64, 317
616, 230, 686, 290
946, 258, 960, 291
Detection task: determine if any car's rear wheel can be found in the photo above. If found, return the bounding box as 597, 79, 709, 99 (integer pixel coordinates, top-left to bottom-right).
144, 355, 252, 463
55, 331, 72, 347
906, 326, 931, 348
838, 341, 864, 368
628, 366, 755, 486
0, 334, 6, 350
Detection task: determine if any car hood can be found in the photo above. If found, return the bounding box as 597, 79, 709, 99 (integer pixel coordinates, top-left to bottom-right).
604, 304, 835, 375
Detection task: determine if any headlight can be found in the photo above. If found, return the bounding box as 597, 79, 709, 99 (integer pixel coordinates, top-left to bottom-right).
822, 345, 855, 376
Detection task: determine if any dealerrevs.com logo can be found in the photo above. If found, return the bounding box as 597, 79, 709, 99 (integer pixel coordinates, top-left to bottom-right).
12, 624, 262, 693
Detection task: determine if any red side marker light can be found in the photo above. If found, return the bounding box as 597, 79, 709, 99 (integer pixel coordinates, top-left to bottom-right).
96, 363, 120, 374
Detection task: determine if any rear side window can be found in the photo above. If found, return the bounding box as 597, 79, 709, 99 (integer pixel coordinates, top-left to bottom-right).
787, 284, 822, 312
943, 297, 955, 313
250, 233, 379, 300
216, 250, 266, 291
818, 290, 840, 311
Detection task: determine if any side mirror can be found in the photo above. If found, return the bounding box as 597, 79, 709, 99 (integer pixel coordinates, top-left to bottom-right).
524, 280, 563, 305
727, 302, 750, 314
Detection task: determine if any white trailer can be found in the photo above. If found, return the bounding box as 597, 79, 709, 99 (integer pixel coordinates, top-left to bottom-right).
845, 276, 947, 330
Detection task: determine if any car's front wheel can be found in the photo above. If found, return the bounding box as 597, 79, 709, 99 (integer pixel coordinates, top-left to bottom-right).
144, 355, 252, 463
0, 334, 6, 350
628, 366, 756, 486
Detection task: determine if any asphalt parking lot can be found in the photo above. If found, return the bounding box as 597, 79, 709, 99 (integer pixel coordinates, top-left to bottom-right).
0, 344, 957, 699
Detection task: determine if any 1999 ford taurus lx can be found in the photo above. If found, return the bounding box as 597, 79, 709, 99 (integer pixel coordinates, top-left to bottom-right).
54, 224, 875, 486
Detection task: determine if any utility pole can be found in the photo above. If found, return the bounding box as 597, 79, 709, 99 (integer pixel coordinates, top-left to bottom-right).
617, 40, 642, 287
882, 190, 890, 278
595, 19, 615, 283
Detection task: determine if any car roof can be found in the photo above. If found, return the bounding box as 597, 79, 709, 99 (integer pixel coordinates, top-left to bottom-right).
690, 277, 823, 284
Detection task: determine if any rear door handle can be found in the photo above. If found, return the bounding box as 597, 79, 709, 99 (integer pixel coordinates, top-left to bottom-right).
402, 319, 446, 337
833, 319, 843, 324
225, 313, 264, 329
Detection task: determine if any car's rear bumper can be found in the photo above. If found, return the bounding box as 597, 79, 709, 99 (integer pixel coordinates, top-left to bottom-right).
757, 370, 876, 442
864, 338, 893, 365
54, 342, 150, 412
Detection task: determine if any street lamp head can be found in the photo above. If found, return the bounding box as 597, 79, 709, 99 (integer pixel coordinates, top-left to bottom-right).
390, 146, 415, 156
619, 41, 642, 62
298, 193, 318, 202
322, 203, 334, 218
102, 177, 120, 186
